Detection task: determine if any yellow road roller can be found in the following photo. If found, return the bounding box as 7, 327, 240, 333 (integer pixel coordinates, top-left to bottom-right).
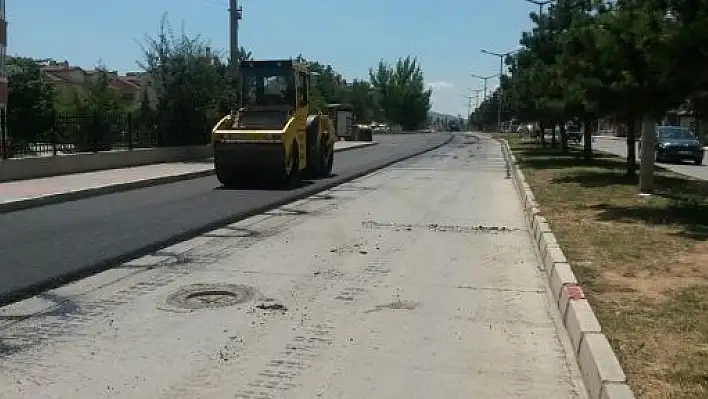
211, 59, 336, 188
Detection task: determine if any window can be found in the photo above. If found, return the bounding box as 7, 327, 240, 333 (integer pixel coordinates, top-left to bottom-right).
658, 127, 694, 140
241, 69, 296, 107
264, 75, 287, 95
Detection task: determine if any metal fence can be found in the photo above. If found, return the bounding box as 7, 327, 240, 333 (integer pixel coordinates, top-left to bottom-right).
0, 111, 212, 160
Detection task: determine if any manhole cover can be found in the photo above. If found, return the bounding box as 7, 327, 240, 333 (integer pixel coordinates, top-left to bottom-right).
162, 283, 255, 311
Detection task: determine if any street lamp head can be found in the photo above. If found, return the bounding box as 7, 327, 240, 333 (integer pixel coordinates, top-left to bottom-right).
470, 73, 496, 80
481, 48, 519, 58
523, 0, 551, 5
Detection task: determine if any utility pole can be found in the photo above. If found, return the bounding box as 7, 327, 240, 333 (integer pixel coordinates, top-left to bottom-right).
470, 73, 495, 103
229, 0, 243, 88
481, 48, 519, 132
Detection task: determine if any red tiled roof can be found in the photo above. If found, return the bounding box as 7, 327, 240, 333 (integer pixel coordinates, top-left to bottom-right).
111, 77, 140, 90
42, 66, 83, 73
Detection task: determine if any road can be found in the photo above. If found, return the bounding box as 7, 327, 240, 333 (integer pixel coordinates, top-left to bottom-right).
0, 134, 450, 303
0, 133, 585, 398
592, 136, 708, 180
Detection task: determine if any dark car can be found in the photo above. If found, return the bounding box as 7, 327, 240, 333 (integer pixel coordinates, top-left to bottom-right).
642, 126, 704, 165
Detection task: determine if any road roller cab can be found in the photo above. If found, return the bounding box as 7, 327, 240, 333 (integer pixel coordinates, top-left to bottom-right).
212, 59, 336, 187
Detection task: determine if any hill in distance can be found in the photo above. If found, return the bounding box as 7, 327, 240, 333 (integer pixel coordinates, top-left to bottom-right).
429, 111, 459, 122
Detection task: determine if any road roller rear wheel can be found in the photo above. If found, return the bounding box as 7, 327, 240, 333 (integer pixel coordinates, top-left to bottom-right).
215, 160, 243, 188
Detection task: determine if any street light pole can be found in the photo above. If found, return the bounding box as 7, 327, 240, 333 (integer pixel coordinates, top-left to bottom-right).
470, 73, 496, 103
229, 0, 243, 98
480, 48, 519, 132
523, 0, 551, 20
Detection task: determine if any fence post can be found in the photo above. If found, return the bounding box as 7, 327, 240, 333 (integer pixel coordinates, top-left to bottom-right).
127, 112, 133, 150
1, 129, 5, 160
52, 109, 58, 156
1, 109, 6, 159
91, 110, 99, 152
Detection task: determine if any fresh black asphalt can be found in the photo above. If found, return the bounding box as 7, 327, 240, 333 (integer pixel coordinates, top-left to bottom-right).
0, 133, 452, 303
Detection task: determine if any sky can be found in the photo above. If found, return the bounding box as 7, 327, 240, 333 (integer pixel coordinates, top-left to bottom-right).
9, 0, 536, 117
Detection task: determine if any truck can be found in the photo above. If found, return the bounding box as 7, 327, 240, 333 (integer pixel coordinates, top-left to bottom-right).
448, 120, 461, 132
211, 59, 338, 188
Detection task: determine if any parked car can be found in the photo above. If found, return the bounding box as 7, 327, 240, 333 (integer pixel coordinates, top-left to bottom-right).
640, 126, 704, 165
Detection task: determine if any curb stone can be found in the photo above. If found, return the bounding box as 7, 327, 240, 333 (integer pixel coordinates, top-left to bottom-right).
497, 138, 636, 399
0, 141, 379, 214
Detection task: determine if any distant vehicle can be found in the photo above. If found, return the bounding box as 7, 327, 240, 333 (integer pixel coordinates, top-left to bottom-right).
449, 121, 461, 132
640, 126, 704, 165
370, 122, 390, 134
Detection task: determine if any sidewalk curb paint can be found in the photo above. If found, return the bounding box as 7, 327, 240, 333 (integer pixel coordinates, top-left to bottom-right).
0, 135, 450, 305
497, 138, 636, 399
0, 141, 379, 214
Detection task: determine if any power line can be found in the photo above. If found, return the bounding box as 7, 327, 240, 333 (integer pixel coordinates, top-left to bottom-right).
199, 0, 228, 6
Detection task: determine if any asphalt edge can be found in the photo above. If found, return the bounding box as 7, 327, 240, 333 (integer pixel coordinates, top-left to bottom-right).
497, 138, 636, 399
0, 141, 379, 215
0, 135, 451, 306
333, 140, 378, 153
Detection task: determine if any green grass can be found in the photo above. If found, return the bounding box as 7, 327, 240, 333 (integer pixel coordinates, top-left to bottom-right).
507, 136, 708, 399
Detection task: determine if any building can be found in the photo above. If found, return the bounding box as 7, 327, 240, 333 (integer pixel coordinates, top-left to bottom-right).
0, 0, 7, 156
39, 61, 156, 109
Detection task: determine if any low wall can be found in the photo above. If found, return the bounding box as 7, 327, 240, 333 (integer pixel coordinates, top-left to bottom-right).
0, 145, 213, 182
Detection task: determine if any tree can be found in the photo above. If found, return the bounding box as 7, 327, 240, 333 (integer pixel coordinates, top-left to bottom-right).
221, 46, 252, 111
133, 88, 157, 145
295, 56, 343, 112
552, 0, 609, 158
369, 56, 432, 130
590, 1, 683, 191
138, 14, 230, 146
344, 79, 376, 123
497, 0, 708, 190
293, 55, 377, 123
6, 57, 57, 153
67, 65, 125, 151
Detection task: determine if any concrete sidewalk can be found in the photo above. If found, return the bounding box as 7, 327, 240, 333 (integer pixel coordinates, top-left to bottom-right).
0, 134, 585, 398
591, 136, 708, 181
593, 134, 708, 150
0, 140, 377, 213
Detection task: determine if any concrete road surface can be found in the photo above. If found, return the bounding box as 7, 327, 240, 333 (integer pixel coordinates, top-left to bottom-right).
0, 133, 585, 398
0, 133, 449, 302
592, 136, 708, 180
